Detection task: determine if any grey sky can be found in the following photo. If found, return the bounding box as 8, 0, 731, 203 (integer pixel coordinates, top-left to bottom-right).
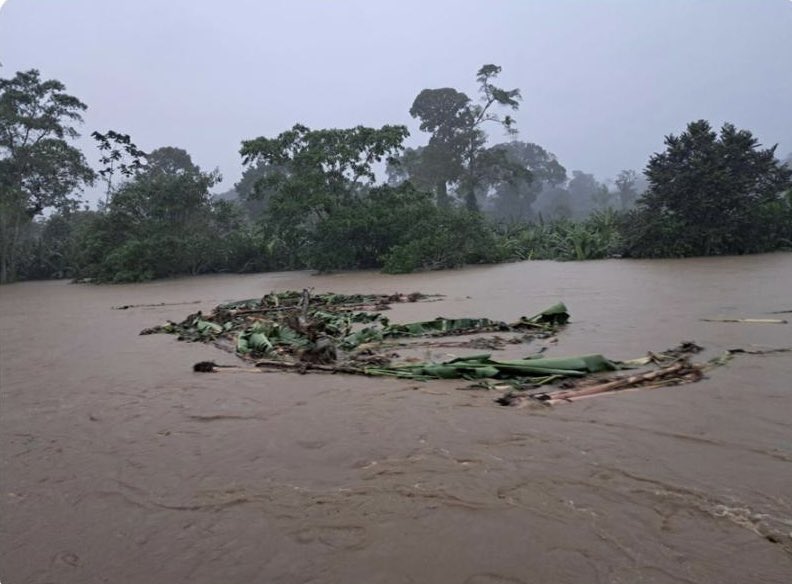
2, 0, 791, 204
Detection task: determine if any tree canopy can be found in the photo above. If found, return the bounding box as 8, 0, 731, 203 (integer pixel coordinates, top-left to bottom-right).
623, 120, 792, 257
2, 66, 790, 284
239, 124, 409, 267
0, 69, 94, 282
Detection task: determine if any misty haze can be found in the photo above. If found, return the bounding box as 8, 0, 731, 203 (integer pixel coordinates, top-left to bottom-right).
1, 1, 791, 583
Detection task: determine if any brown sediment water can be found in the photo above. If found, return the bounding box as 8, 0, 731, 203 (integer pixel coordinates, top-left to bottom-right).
1, 253, 791, 583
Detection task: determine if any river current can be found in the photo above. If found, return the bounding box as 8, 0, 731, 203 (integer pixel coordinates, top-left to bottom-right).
1, 253, 791, 583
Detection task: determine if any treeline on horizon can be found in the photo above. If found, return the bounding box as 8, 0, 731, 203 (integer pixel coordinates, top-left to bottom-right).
1, 66, 791, 284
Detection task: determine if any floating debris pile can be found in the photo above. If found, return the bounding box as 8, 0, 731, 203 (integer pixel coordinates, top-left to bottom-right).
141, 290, 570, 370
492, 343, 706, 406
143, 290, 788, 406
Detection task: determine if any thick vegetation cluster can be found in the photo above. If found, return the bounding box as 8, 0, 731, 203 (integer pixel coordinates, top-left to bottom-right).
621, 121, 792, 257
1, 68, 790, 284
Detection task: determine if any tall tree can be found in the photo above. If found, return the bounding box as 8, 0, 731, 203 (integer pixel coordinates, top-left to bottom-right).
0, 70, 94, 283
624, 120, 792, 257
409, 65, 521, 211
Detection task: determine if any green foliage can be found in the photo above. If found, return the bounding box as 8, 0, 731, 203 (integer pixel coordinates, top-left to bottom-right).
232, 160, 285, 218
0, 70, 94, 282
5, 68, 791, 286
495, 209, 622, 261
151, 290, 568, 370
382, 207, 501, 273
754, 189, 792, 249
73, 145, 246, 282
308, 183, 436, 271
623, 120, 792, 257
17, 209, 96, 280
240, 124, 409, 268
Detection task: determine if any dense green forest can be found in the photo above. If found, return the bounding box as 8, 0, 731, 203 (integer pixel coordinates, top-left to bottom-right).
1, 67, 791, 284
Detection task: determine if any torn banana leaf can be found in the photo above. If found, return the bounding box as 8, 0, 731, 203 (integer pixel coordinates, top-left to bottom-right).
521, 302, 570, 326
237, 322, 307, 355
383, 317, 503, 337
195, 319, 223, 336
385, 352, 617, 381
341, 326, 384, 349
144, 292, 571, 366
379, 303, 569, 338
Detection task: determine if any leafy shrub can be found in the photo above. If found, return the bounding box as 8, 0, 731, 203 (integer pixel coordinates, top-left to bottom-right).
494, 209, 622, 262
382, 207, 501, 273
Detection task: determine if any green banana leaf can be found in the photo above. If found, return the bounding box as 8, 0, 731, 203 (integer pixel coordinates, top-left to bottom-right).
237, 322, 307, 355
149, 295, 572, 366
521, 302, 570, 325
195, 319, 223, 335
341, 326, 384, 349
380, 303, 568, 339
383, 317, 502, 337
386, 352, 616, 381
248, 332, 272, 352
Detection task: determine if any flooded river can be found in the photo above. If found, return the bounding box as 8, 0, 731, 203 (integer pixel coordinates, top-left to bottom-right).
1, 254, 791, 583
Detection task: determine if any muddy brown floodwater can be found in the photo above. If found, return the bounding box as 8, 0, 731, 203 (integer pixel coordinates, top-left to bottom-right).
1, 254, 791, 583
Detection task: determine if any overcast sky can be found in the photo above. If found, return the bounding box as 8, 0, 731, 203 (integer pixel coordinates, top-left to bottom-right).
2, 0, 791, 203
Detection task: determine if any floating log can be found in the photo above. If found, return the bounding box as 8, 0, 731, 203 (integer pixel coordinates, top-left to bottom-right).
700, 318, 787, 324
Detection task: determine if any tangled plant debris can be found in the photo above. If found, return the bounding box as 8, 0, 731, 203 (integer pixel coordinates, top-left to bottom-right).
142, 289, 569, 372
495, 346, 706, 407
142, 290, 788, 407
493, 344, 792, 407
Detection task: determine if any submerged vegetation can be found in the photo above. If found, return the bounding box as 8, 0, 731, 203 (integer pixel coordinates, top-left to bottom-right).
2, 67, 791, 284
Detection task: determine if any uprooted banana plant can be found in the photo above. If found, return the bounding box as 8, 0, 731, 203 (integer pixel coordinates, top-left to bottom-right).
142, 290, 570, 368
